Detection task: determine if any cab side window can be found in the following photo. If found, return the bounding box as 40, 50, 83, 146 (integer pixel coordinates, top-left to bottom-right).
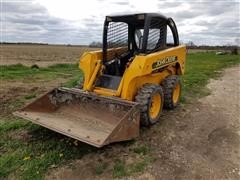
147, 18, 167, 52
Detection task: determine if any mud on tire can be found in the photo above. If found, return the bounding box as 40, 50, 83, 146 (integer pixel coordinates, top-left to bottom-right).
135, 84, 164, 126
162, 75, 181, 109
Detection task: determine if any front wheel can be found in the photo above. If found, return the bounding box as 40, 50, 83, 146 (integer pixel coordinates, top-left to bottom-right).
135, 84, 164, 126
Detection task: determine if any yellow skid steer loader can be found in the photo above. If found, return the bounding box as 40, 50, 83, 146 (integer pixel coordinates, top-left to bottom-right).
14, 13, 186, 147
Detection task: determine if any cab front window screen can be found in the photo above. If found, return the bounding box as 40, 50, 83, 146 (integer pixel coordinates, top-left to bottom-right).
107, 22, 128, 48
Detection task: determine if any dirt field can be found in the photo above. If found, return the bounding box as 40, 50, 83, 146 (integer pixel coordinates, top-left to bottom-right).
45, 66, 240, 180
0, 44, 98, 67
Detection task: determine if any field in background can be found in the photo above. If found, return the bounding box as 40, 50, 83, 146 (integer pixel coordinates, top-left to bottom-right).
1, 44, 98, 67
1, 44, 234, 67
0, 45, 240, 179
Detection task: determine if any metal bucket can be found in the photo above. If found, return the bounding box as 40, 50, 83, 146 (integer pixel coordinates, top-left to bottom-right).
14, 87, 140, 147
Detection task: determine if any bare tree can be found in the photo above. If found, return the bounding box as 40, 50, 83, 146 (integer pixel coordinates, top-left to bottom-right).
89, 41, 102, 48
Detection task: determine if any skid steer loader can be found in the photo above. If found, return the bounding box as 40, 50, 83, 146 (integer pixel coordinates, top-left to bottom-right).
14, 13, 186, 147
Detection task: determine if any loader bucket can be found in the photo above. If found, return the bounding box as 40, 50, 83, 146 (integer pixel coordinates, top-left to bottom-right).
14, 88, 140, 147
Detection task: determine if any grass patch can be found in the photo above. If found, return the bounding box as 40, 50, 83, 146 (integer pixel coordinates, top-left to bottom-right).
0, 119, 29, 134
0, 124, 97, 180
63, 76, 81, 88
12, 99, 25, 109
24, 92, 37, 100
112, 159, 128, 178
0, 63, 81, 84
111, 155, 154, 178
132, 146, 149, 155
130, 160, 147, 173
182, 53, 240, 99
95, 162, 108, 175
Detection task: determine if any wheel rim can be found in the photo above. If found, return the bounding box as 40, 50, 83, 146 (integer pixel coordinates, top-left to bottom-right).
149, 93, 161, 119
173, 83, 180, 104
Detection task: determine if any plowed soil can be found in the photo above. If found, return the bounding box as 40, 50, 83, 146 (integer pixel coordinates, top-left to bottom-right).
1, 44, 98, 67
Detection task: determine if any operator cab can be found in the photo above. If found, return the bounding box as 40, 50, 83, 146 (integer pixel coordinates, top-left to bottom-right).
96, 13, 179, 90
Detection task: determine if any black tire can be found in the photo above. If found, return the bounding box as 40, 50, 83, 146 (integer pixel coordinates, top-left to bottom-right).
162, 75, 181, 109
135, 84, 164, 126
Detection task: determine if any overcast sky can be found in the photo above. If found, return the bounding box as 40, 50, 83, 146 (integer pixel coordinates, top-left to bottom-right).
1, 0, 239, 45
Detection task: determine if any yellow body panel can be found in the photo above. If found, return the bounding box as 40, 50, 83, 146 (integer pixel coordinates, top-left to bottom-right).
79, 45, 186, 101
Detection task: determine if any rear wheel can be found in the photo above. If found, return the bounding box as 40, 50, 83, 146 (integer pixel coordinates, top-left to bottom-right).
135, 84, 164, 126
162, 75, 181, 109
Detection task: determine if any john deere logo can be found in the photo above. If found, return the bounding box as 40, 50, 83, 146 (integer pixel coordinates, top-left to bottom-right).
152, 56, 177, 69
